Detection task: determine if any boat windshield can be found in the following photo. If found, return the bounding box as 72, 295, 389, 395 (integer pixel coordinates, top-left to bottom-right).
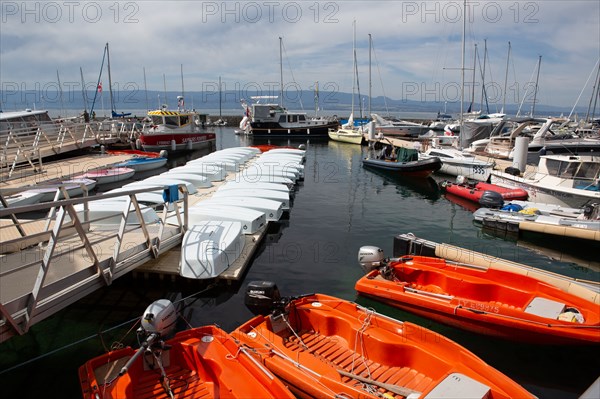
546, 158, 600, 179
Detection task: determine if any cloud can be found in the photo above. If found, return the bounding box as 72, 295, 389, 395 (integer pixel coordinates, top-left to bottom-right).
1, 0, 599, 109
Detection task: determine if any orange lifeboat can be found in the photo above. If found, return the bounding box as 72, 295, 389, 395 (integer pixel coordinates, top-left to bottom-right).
232, 281, 535, 399
355, 251, 600, 345
79, 300, 295, 399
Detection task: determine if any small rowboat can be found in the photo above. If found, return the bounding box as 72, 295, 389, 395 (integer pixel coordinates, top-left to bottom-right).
74, 167, 135, 185
355, 249, 600, 345
232, 282, 535, 399
79, 300, 295, 399
115, 156, 167, 172
363, 147, 442, 178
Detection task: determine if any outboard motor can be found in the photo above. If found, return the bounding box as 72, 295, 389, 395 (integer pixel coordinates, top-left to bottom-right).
140, 299, 177, 337
245, 281, 282, 316
358, 246, 386, 273
118, 299, 178, 381
479, 190, 504, 208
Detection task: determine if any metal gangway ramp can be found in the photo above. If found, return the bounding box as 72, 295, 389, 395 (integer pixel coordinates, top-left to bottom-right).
0, 185, 190, 343
1, 119, 122, 180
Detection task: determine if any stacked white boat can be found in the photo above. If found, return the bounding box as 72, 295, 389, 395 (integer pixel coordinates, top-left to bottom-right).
180, 147, 305, 279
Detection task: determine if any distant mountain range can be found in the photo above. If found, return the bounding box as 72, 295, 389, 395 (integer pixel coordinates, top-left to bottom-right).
1, 89, 583, 117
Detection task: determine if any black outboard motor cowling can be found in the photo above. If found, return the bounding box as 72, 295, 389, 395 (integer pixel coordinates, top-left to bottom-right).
245, 281, 281, 316
479, 190, 504, 208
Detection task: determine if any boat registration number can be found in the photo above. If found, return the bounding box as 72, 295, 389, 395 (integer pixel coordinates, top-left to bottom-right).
459, 299, 500, 314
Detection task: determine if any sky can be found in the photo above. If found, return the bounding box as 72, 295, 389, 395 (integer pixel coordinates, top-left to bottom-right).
1, 0, 599, 113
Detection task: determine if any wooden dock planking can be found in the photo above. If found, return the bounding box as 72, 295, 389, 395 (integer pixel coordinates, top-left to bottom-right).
0, 153, 133, 191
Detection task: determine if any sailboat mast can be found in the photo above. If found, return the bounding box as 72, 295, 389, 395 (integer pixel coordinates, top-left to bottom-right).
181, 64, 185, 99
279, 37, 284, 107
531, 55, 541, 116
143, 67, 149, 111
480, 39, 488, 114
219, 76, 222, 118
460, 0, 466, 127
502, 41, 511, 113
80, 66, 88, 114
470, 43, 477, 113
56, 70, 65, 118
106, 43, 115, 114
368, 33, 372, 117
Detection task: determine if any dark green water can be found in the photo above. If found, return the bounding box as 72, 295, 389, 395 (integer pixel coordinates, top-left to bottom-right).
1, 127, 598, 398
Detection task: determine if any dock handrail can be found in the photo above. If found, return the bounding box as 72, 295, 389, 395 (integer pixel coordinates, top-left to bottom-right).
0, 184, 189, 343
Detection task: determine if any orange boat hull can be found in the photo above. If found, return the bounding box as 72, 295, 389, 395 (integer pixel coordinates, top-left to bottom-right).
232, 293, 534, 399
79, 325, 295, 399
355, 256, 600, 345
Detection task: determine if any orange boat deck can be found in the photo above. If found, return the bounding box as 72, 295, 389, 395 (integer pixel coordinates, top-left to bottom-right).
284, 330, 434, 396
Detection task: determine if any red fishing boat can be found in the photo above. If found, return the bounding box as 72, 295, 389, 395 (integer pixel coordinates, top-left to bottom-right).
78, 299, 295, 399
355, 248, 600, 345
232, 282, 535, 399
440, 179, 528, 206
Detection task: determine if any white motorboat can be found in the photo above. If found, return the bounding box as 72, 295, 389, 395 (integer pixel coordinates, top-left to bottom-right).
218, 181, 290, 193
179, 221, 245, 279
197, 197, 284, 222
158, 172, 211, 188
169, 164, 227, 181
211, 189, 290, 210
419, 147, 494, 182
491, 154, 600, 208
185, 205, 266, 234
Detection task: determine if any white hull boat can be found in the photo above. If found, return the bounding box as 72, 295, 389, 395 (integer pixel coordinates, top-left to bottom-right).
185, 205, 266, 234
179, 221, 245, 279
169, 165, 227, 181
0, 191, 45, 209
187, 159, 241, 172
158, 172, 211, 188
218, 181, 290, 193
211, 188, 290, 210
74, 167, 135, 185
198, 197, 284, 222
74, 200, 160, 225
490, 154, 600, 208
23, 178, 97, 202
115, 156, 167, 172
244, 164, 299, 180
231, 173, 294, 186
419, 147, 494, 182
124, 178, 198, 195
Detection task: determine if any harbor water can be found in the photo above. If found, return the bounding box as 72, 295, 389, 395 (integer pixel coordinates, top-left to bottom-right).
0, 127, 599, 398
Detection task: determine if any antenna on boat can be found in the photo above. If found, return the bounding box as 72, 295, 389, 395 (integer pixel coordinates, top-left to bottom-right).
531, 55, 542, 117
180, 63, 185, 110
279, 37, 284, 108
502, 41, 511, 114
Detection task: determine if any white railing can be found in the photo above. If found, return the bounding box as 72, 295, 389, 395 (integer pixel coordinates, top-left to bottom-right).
0, 184, 190, 343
